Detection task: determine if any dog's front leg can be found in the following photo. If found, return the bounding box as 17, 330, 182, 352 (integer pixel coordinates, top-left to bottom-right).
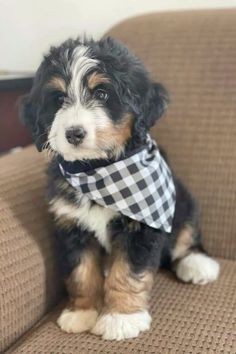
92, 227, 164, 340
56, 225, 104, 334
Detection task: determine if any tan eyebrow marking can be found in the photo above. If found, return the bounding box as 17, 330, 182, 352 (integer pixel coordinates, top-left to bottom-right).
47, 76, 66, 92
87, 71, 110, 89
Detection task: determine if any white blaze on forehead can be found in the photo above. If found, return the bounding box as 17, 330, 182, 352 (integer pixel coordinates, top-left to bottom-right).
69, 45, 98, 101
48, 45, 113, 161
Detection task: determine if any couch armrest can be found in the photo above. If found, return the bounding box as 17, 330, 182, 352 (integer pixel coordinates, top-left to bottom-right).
0, 146, 63, 352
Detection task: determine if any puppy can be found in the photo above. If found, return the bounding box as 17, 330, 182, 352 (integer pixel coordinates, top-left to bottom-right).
21, 37, 220, 341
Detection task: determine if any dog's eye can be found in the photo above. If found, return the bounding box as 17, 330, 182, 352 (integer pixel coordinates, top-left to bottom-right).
94, 89, 109, 102
53, 91, 66, 106
57, 94, 65, 105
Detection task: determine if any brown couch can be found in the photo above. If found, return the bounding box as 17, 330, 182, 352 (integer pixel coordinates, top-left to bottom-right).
1, 9, 236, 354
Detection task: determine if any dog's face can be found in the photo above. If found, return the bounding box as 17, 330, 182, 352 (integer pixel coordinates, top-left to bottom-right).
21, 37, 168, 161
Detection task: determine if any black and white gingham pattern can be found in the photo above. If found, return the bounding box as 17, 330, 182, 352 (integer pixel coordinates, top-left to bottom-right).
59, 137, 176, 232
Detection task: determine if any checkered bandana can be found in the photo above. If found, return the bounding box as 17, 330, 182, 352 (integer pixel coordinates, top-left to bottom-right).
59, 136, 176, 232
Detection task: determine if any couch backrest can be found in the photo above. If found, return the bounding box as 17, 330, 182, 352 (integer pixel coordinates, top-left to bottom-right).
108, 9, 236, 260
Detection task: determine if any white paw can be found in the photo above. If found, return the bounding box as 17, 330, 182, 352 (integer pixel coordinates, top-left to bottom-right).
57, 308, 98, 333
91, 310, 151, 340
176, 253, 220, 285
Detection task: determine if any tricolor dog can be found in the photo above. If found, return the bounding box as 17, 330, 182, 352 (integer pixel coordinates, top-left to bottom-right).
21, 37, 219, 341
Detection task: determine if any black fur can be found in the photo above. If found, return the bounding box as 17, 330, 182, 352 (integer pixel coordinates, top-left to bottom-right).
21, 36, 204, 283
20, 36, 168, 152
47, 157, 203, 278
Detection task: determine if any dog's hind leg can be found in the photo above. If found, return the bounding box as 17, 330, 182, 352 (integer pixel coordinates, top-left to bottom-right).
171, 225, 220, 285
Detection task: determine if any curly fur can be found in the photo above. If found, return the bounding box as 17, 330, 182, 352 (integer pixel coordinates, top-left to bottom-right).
20, 36, 219, 341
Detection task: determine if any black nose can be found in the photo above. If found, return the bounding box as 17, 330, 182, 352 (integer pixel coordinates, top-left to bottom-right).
65, 126, 87, 146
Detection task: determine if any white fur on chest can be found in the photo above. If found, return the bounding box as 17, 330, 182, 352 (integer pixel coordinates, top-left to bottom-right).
49, 196, 118, 252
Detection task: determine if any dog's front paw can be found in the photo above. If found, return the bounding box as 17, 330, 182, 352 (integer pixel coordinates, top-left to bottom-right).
91, 311, 151, 340
57, 308, 98, 333
176, 253, 220, 285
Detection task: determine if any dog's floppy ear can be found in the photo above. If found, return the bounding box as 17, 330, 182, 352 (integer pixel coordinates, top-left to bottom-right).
144, 82, 169, 128
20, 94, 46, 151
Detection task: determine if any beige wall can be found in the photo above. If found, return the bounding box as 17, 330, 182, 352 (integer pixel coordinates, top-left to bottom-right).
1, 0, 236, 71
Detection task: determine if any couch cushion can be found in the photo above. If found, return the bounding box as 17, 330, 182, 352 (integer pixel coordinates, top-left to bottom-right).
108, 9, 236, 260
7, 259, 236, 354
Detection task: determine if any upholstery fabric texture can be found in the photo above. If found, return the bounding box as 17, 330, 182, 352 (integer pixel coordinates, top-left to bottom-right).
6, 260, 236, 354
0, 147, 63, 352
108, 9, 236, 261
1, 8, 236, 353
